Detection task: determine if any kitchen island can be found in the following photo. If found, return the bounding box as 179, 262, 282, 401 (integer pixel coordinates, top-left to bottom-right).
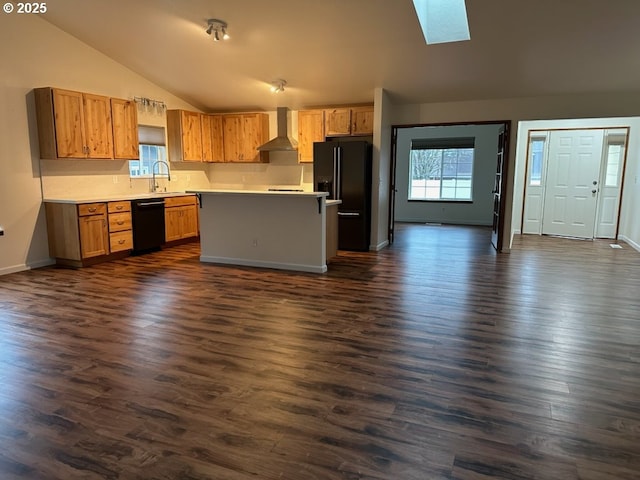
188, 189, 336, 273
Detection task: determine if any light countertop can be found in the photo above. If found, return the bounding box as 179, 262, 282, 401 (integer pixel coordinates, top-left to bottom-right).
187, 189, 328, 198
43, 192, 194, 204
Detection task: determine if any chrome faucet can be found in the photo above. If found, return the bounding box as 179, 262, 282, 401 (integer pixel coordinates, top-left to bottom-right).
151, 160, 171, 192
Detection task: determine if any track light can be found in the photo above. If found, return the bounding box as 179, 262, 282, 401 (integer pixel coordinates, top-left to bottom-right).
270, 79, 286, 93
206, 19, 229, 42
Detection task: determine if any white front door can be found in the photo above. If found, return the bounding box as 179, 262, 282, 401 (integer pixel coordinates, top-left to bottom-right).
541, 130, 604, 238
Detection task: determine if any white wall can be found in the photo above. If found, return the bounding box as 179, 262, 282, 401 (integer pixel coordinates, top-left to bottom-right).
391, 93, 640, 251
0, 14, 202, 274
394, 123, 501, 225
370, 88, 392, 250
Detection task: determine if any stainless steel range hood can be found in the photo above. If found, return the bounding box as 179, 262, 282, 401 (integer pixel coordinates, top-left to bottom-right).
257, 107, 298, 152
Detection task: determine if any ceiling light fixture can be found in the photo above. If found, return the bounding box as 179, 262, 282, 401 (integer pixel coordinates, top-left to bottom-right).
270, 79, 286, 93
206, 19, 229, 42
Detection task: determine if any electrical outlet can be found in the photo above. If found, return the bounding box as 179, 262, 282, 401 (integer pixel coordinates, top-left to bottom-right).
252, 238, 258, 247
112, 175, 119, 184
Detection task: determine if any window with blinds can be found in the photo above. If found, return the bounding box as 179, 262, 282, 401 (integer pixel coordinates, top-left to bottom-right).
129, 125, 168, 178
409, 137, 475, 201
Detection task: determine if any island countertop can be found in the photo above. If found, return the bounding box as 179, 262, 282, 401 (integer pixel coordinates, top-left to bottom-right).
186, 189, 327, 197
187, 189, 341, 206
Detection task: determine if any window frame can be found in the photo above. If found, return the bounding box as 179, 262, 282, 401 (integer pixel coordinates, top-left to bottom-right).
129, 125, 168, 179
407, 137, 475, 202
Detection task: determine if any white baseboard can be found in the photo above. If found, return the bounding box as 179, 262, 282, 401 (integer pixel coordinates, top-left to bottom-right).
619, 235, 640, 253
200, 255, 327, 273
0, 258, 55, 276
370, 240, 389, 251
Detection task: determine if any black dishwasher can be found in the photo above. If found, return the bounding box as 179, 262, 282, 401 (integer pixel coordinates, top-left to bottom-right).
131, 198, 165, 253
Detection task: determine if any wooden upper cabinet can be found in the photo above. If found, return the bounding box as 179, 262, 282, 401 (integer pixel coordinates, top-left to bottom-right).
324, 108, 352, 136
34, 87, 141, 160
111, 98, 139, 159
201, 114, 224, 163
46, 89, 86, 158
222, 114, 243, 162
167, 110, 203, 162
242, 113, 269, 162
222, 113, 269, 163
297, 109, 325, 163
82, 93, 114, 158
351, 106, 374, 135
323, 105, 374, 137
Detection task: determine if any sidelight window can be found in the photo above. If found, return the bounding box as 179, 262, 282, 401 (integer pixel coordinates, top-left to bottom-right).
604, 142, 623, 187
528, 137, 546, 186
408, 137, 474, 201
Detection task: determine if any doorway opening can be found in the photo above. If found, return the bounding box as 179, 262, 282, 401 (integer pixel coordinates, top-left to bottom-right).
389, 121, 511, 251
521, 128, 628, 240
512, 117, 639, 249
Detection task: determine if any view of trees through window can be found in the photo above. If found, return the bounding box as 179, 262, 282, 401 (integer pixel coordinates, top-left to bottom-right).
409, 147, 474, 200
129, 144, 168, 178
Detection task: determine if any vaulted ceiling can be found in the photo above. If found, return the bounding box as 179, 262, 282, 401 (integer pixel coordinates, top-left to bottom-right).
43, 0, 640, 112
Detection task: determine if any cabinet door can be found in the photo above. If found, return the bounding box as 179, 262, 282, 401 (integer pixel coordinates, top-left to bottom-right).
324, 108, 352, 136
111, 98, 139, 159
79, 214, 109, 258
181, 205, 199, 239
180, 111, 203, 162
52, 89, 86, 158
164, 207, 182, 242
202, 114, 225, 162
222, 114, 244, 161
83, 93, 114, 158
297, 110, 324, 163
241, 113, 269, 162
351, 106, 374, 135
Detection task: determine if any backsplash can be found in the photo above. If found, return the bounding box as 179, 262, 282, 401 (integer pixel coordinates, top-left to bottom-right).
39, 153, 314, 199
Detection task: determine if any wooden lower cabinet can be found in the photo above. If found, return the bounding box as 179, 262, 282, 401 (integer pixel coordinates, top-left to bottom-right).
45, 200, 134, 267
165, 196, 199, 243
107, 201, 133, 253
45, 202, 111, 267
45, 195, 199, 265
326, 203, 338, 262
78, 209, 109, 258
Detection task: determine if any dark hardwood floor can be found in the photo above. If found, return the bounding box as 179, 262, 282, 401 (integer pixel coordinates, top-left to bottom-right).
1, 223, 640, 479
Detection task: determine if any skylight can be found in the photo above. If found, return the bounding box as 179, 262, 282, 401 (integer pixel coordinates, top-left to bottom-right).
412, 0, 471, 45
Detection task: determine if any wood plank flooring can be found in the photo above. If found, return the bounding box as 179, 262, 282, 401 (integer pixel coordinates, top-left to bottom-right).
1, 223, 640, 479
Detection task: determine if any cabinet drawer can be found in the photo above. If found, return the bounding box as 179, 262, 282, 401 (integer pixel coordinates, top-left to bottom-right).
78, 203, 107, 216
108, 200, 131, 213
108, 212, 132, 232
165, 195, 197, 208
109, 230, 133, 252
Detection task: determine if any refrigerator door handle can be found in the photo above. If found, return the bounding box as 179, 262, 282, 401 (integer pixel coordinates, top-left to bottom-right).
336, 147, 342, 200
331, 147, 340, 200
337, 212, 361, 217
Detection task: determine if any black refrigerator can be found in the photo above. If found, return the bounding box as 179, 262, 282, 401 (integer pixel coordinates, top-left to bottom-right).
313, 140, 372, 251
